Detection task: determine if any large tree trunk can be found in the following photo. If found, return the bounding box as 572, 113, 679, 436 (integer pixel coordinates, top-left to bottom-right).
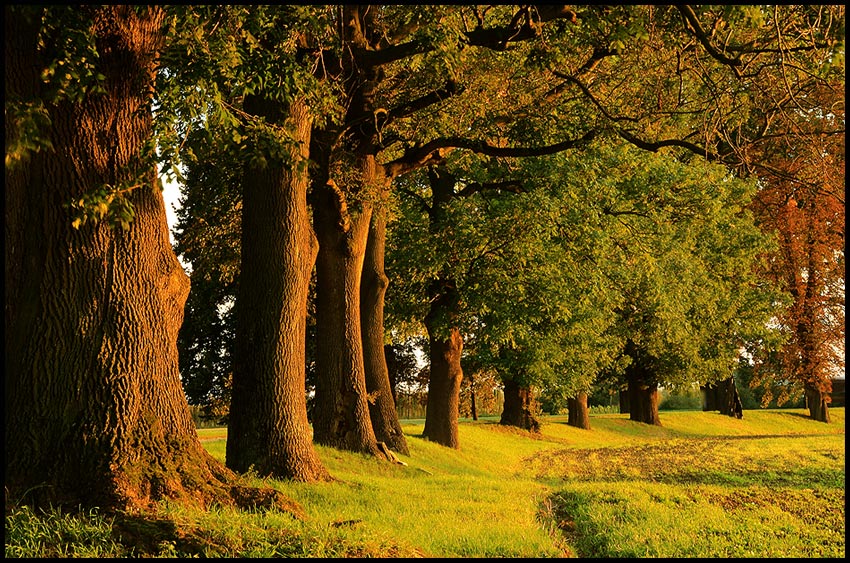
500, 378, 541, 432
805, 382, 831, 423
567, 392, 591, 430
626, 375, 662, 425
717, 377, 744, 419
361, 205, 410, 455
618, 388, 630, 414
226, 97, 331, 481
799, 322, 831, 422
423, 291, 464, 448
311, 152, 384, 458
623, 341, 662, 426
4, 6, 236, 511
421, 167, 467, 448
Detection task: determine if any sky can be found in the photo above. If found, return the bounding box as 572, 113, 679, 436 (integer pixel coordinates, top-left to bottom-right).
161, 175, 182, 244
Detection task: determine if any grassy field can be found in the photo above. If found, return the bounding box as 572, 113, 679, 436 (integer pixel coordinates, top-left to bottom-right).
5, 408, 845, 558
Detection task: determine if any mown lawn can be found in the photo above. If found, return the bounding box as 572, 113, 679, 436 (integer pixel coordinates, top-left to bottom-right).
5, 408, 844, 558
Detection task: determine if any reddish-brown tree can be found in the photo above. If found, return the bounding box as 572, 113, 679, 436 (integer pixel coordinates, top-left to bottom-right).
749, 93, 845, 422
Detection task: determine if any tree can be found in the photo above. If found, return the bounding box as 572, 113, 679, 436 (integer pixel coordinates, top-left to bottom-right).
361, 209, 411, 453
748, 84, 845, 423
291, 4, 583, 454
385, 4, 843, 440
162, 6, 334, 480
5, 5, 240, 510
172, 4, 841, 449
701, 378, 744, 419
591, 142, 784, 425
226, 96, 331, 480
388, 163, 536, 446
387, 151, 620, 439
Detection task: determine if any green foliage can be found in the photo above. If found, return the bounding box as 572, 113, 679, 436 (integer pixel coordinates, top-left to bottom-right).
173, 131, 243, 417
734, 358, 806, 410
386, 152, 621, 400
64, 180, 141, 232
4, 100, 53, 168
152, 5, 347, 212
387, 137, 784, 412
581, 140, 786, 388
659, 386, 702, 411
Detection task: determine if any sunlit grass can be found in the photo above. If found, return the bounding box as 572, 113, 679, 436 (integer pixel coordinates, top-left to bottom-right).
4, 507, 125, 558
198, 421, 563, 557
6, 408, 844, 557
537, 408, 845, 558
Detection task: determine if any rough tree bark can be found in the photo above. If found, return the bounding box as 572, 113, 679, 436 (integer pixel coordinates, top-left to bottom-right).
422, 276, 464, 448
500, 378, 541, 433
226, 96, 331, 481
311, 150, 385, 458
4, 6, 240, 510
309, 6, 409, 458
567, 392, 591, 430
361, 204, 410, 455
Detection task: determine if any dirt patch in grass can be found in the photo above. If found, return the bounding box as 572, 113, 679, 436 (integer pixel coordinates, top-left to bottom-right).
532, 433, 845, 558
524, 436, 843, 488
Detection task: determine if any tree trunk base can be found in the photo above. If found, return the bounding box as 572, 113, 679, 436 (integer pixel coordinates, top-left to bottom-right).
627, 376, 662, 426
567, 393, 591, 430
6, 438, 306, 516
805, 384, 831, 423
500, 379, 541, 433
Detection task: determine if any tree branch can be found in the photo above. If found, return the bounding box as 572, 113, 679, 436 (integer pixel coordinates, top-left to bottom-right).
456, 180, 525, 198
464, 5, 577, 50
677, 5, 743, 77
386, 129, 598, 176
384, 80, 463, 125
615, 128, 722, 162
360, 39, 431, 68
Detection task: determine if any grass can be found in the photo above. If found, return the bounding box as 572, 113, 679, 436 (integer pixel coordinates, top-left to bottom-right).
5, 408, 845, 558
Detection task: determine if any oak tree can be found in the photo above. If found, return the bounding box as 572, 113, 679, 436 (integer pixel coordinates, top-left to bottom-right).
5, 6, 240, 510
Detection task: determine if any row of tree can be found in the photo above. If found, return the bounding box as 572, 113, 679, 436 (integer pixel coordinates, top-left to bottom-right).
6, 5, 844, 512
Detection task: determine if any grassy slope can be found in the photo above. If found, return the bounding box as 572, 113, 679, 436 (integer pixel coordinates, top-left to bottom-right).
5, 408, 845, 558
537, 410, 845, 557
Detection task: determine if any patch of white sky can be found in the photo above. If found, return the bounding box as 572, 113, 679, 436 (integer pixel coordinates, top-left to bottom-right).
160, 170, 190, 274
162, 175, 182, 239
